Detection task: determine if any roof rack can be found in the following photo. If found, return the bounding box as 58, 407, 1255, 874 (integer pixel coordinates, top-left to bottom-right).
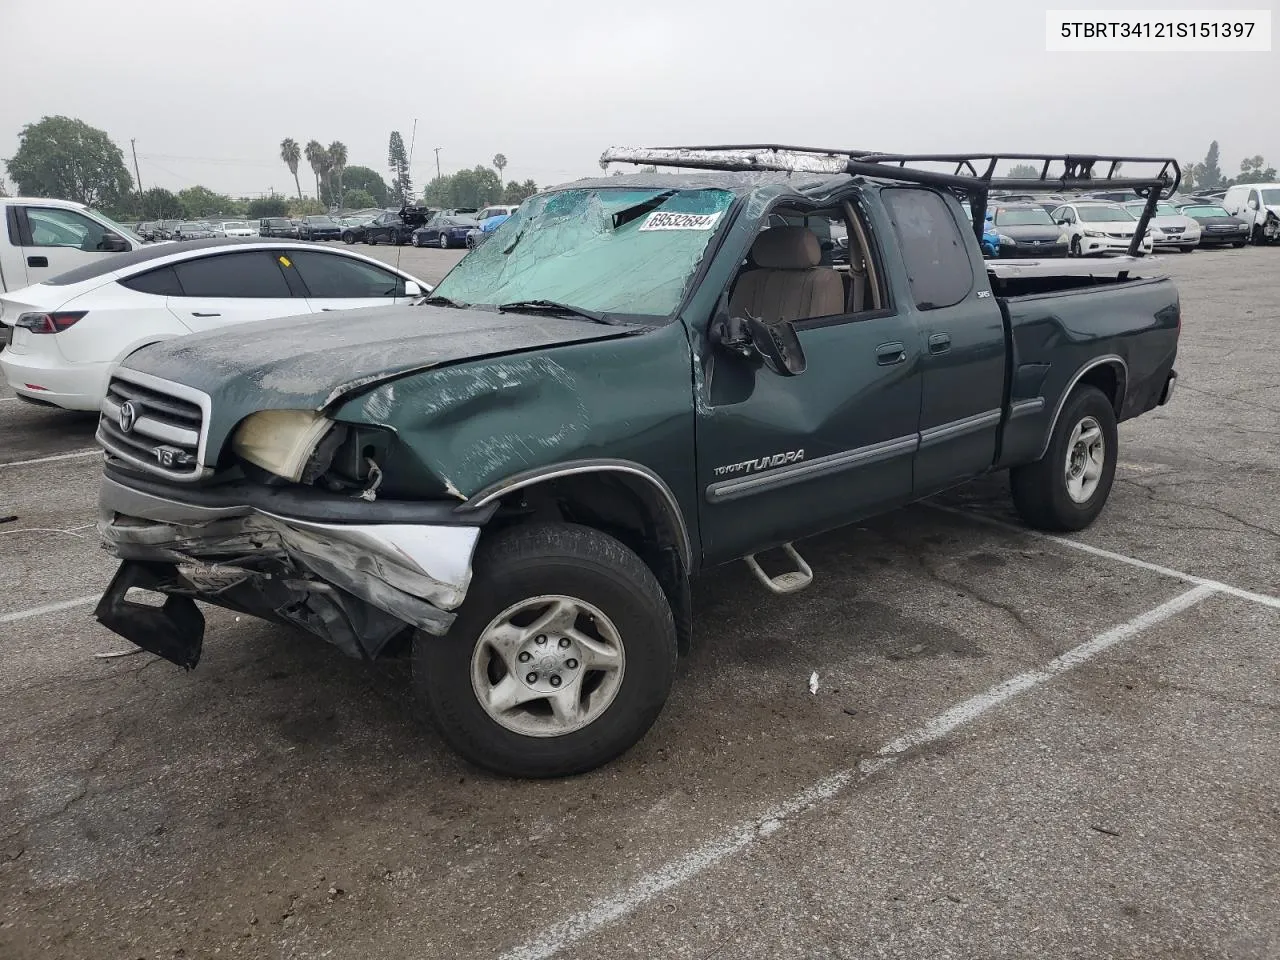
601, 145, 1180, 257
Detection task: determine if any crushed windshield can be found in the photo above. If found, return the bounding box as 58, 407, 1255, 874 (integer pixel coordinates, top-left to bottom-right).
431, 187, 736, 318
994, 207, 1054, 226
1078, 206, 1135, 223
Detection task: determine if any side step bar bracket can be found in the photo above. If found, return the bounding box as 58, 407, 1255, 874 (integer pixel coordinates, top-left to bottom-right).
744, 543, 814, 595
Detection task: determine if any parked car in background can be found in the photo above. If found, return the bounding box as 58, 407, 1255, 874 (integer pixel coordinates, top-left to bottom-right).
134, 221, 160, 242
214, 220, 257, 238
1121, 200, 1201, 252
475, 204, 520, 222
1221, 182, 1280, 244
1080, 190, 1138, 203
413, 214, 481, 248
0, 197, 142, 297
298, 216, 343, 241
153, 220, 184, 241
988, 203, 1069, 257
959, 201, 1001, 257
465, 213, 511, 248
259, 217, 299, 239
1173, 202, 1250, 247
364, 207, 431, 245
340, 215, 378, 244
0, 239, 429, 410
172, 222, 218, 241
1051, 201, 1154, 256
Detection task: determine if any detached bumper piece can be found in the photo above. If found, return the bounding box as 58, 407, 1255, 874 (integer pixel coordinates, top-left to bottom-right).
95, 561, 205, 668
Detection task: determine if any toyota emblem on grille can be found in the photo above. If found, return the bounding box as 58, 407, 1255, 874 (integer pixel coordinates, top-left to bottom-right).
118, 401, 138, 433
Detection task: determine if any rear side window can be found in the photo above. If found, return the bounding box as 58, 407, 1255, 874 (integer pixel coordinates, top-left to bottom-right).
288, 251, 405, 298
882, 188, 974, 311
120, 265, 183, 296
171, 253, 293, 298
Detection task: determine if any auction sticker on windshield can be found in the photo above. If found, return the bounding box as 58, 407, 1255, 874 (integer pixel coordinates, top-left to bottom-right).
640, 211, 723, 231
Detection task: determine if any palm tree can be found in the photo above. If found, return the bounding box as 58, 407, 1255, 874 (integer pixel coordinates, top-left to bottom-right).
328, 141, 348, 209
304, 140, 326, 200
280, 138, 303, 201
599, 158, 609, 173
493, 153, 507, 187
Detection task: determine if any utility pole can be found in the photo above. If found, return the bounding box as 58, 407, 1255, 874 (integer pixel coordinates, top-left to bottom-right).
434, 147, 442, 180
130, 138, 144, 197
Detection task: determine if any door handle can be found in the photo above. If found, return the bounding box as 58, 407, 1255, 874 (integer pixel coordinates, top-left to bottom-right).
875, 341, 906, 366
928, 333, 952, 355
27, 256, 48, 268
191, 312, 221, 318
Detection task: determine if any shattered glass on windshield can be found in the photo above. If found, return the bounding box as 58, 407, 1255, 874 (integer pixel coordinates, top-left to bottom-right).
432, 188, 735, 318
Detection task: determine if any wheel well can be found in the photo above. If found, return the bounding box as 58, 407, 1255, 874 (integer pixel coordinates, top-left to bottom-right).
489, 472, 693, 653
1077, 361, 1125, 416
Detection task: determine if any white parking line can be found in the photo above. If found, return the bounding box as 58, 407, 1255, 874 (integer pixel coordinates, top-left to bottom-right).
928, 504, 1280, 611
0, 595, 98, 625
497, 583, 1218, 960
0, 449, 100, 468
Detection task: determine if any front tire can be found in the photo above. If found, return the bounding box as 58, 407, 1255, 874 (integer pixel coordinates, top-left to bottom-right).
1010, 385, 1118, 532
1069, 236, 1082, 257
1180, 245, 1196, 253
414, 523, 678, 778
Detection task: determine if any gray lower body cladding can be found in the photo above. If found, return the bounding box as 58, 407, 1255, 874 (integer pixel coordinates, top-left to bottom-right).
97, 474, 487, 662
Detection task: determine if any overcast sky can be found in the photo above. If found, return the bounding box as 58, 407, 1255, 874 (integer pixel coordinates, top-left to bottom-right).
3, 0, 1277, 199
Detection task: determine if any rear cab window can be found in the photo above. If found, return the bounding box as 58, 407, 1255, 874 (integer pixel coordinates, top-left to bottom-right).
881, 188, 974, 310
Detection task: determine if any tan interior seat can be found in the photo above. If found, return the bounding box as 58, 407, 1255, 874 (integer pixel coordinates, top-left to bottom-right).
729, 226, 845, 324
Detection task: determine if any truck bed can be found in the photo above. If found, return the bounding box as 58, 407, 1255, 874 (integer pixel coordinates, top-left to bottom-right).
987, 256, 1166, 298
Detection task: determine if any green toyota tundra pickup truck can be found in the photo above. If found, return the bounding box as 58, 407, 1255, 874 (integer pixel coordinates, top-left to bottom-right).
93, 147, 1181, 777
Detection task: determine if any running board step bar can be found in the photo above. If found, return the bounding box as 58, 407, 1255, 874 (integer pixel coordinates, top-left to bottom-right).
744, 543, 813, 594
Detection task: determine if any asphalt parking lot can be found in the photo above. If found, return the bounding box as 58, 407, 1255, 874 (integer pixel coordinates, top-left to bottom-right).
2, 246, 1278, 960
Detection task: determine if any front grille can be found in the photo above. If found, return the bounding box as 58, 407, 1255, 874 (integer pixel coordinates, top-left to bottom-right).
98, 372, 210, 481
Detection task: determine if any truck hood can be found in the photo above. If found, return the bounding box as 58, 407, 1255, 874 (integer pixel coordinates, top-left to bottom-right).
123, 302, 638, 413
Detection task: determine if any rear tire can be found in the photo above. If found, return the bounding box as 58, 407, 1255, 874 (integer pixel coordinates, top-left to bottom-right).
439, 233, 450, 249
414, 522, 678, 778
1010, 385, 1118, 532
1232, 241, 1246, 249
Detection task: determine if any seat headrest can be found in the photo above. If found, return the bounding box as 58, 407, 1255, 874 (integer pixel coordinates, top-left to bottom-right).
751, 227, 821, 269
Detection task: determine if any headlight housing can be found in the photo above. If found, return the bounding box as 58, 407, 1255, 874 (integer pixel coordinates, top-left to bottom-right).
232, 409, 333, 481
1083, 229, 1105, 237
998, 234, 1015, 245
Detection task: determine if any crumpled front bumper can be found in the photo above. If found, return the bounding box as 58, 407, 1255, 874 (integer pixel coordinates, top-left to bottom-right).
96, 473, 491, 666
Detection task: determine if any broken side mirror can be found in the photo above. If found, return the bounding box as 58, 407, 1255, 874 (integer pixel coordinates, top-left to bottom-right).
713, 313, 807, 377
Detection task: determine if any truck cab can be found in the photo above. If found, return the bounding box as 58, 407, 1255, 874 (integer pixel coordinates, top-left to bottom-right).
0, 197, 141, 293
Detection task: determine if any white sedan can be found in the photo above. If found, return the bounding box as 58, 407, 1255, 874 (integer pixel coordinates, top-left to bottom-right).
1050, 201, 1155, 257
0, 239, 429, 411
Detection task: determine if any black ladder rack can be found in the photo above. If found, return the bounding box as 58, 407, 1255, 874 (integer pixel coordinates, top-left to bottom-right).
600, 145, 1180, 257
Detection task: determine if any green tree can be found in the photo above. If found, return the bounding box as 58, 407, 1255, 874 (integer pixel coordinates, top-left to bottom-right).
303, 140, 328, 200
140, 187, 182, 219
6, 115, 133, 207
341, 188, 377, 210
1180, 160, 1197, 192
1196, 140, 1225, 190
388, 131, 411, 206
327, 141, 348, 208
502, 179, 538, 204
0, 178, 8, 197
337, 165, 388, 206
421, 166, 505, 208
288, 197, 326, 217
1236, 155, 1277, 184
177, 185, 238, 219
246, 196, 290, 219
493, 152, 507, 186
280, 138, 303, 201
1007, 163, 1039, 178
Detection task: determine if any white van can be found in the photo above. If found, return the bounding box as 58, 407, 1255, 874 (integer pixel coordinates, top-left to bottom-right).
1221, 182, 1280, 244
0, 197, 145, 294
